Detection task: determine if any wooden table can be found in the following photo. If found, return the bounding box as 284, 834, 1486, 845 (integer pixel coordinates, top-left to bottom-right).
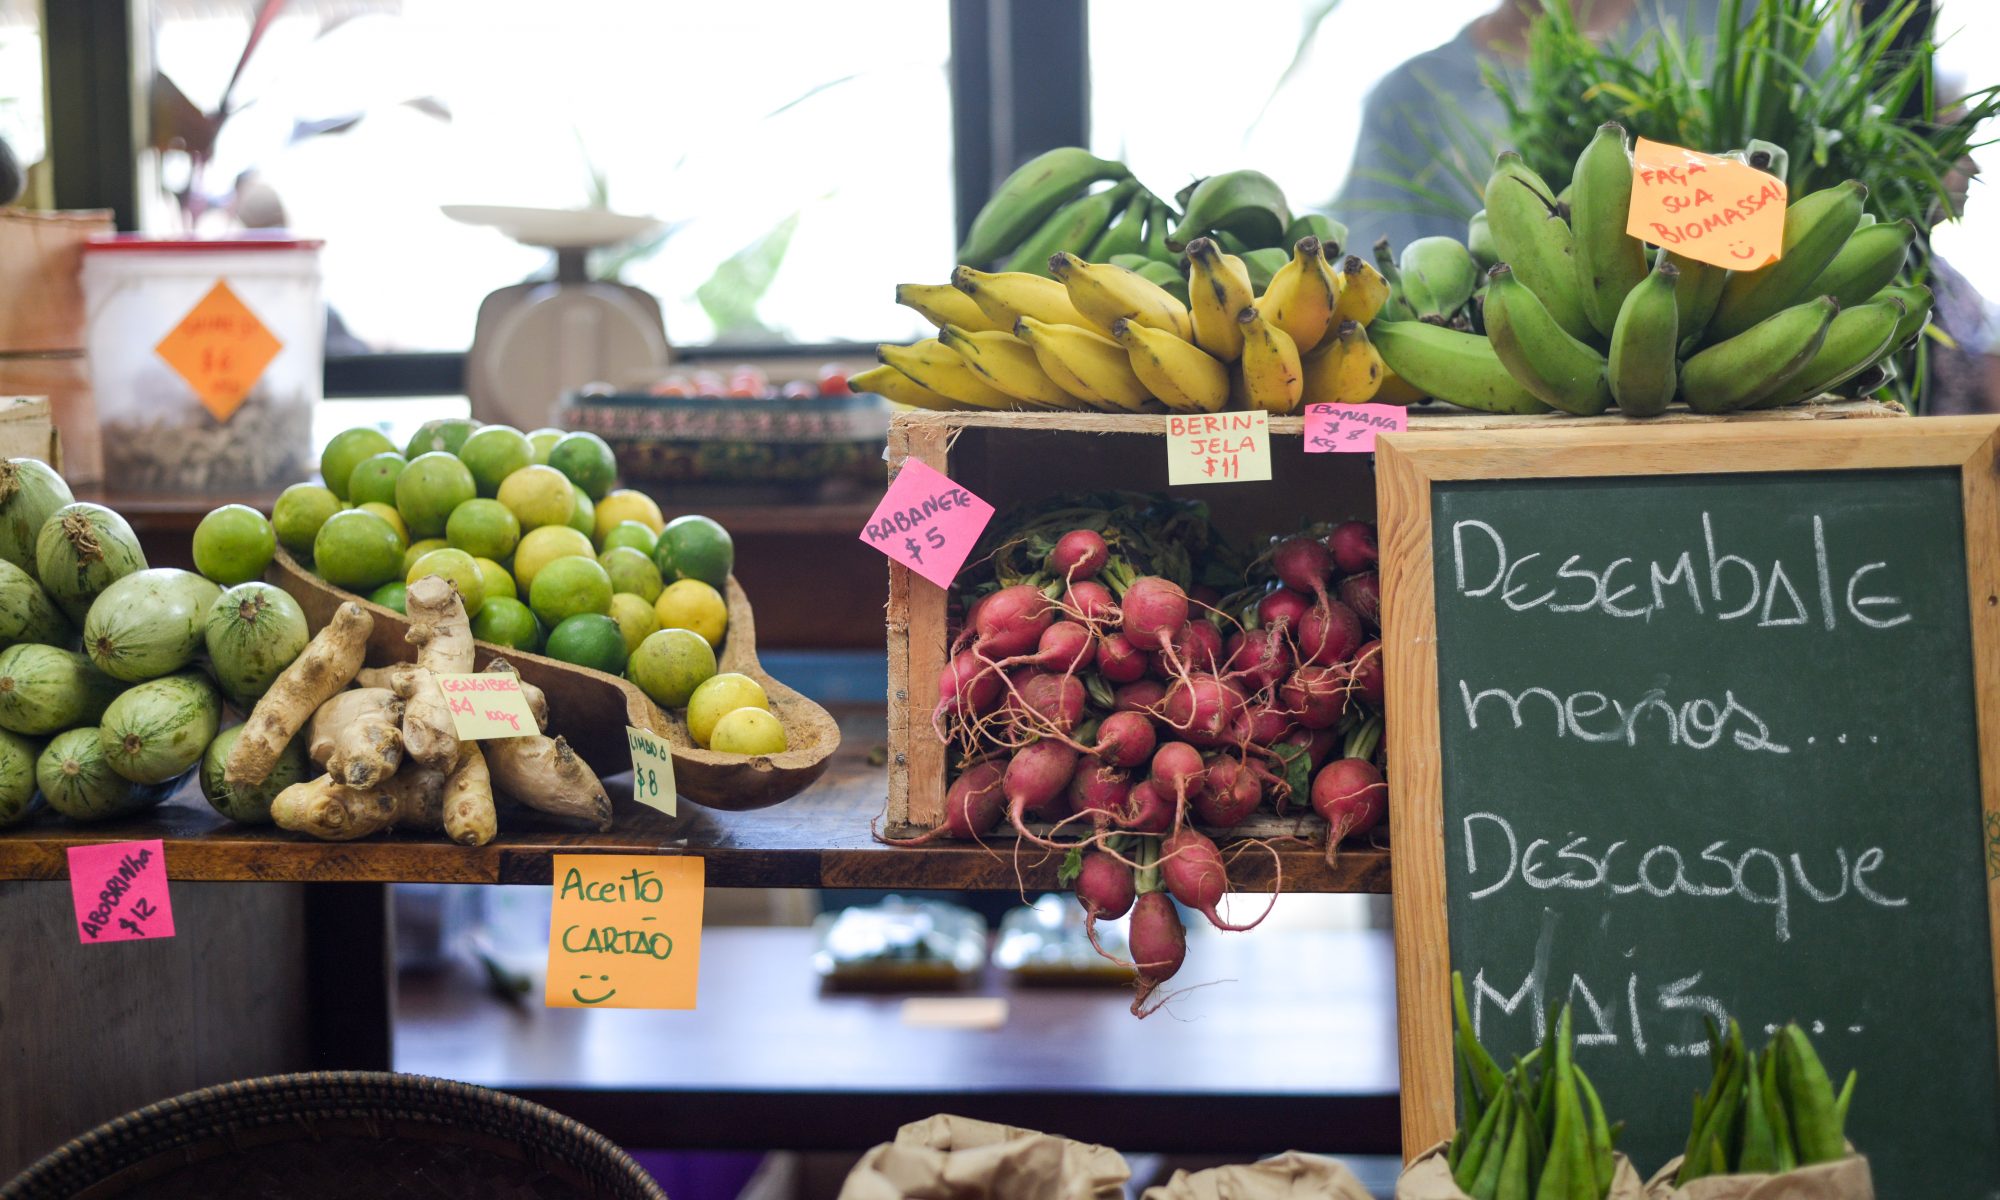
395, 926, 1402, 1156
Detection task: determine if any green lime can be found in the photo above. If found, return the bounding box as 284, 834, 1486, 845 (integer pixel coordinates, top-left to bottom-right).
628, 627, 717, 709
600, 520, 658, 557
474, 556, 517, 604
543, 612, 628, 674
445, 497, 521, 560
608, 592, 661, 653
709, 706, 787, 755
529, 555, 613, 628
471, 596, 541, 651
407, 547, 486, 616
458, 424, 535, 497
346, 452, 408, 507
272, 483, 343, 556
394, 451, 477, 539
599, 546, 664, 602
313, 509, 404, 591
528, 427, 565, 464
512, 525, 595, 593
403, 537, 448, 577
193, 503, 276, 585
567, 482, 596, 536
370, 580, 409, 613
654, 514, 734, 588
495, 464, 574, 530
320, 427, 397, 501
548, 431, 618, 500
654, 578, 727, 648
404, 417, 481, 459
686, 672, 768, 747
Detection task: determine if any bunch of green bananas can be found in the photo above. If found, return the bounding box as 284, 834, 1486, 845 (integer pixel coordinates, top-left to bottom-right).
955, 147, 1344, 293
854, 236, 1407, 415
1367, 123, 1933, 418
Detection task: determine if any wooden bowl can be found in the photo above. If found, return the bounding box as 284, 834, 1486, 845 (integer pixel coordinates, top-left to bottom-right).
265, 547, 839, 811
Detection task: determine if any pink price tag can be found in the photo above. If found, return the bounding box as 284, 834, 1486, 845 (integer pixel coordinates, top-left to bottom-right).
859, 458, 995, 589
67, 839, 174, 944
1304, 404, 1406, 453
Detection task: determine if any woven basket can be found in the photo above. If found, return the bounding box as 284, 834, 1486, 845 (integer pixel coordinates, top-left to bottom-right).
2, 1071, 667, 1200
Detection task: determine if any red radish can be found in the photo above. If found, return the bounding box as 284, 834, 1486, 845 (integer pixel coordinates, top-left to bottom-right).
1034, 621, 1095, 673
1338, 572, 1380, 628
1148, 741, 1206, 802
1282, 665, 1352, 729
1118, 779, 1174, 833
1257, 588, 1312, 631
1009, 671, 1086, 733
974, 584, 1054, 657
1003, 740, 1078, 825
1272, 535, 1334, 596
1163, 674, 1246, 745
1350, 640, 1384, 707
1063, 580, 1117, 621
935, 651, 1001, 720
1068, 762, 1131, 822
1152, 619, 1224, 677
1122, 576, 1189, 650
1160, 827, 1272, 932
1074, 850, 1135, 920
1298, 598, 1364, 666
1128, 891, 1187, 1016
1094, 710, 1156, 768
881, 761, 1005, 844
1097, 632, 1148, 683
1225, 627, 1292, 692
1050, 529, 1109, 579
1327, 520, 1378, 574
1278, 725, 1341, 770
1312, 757, 1387, 861
1231, 700, 1294, 747
1196, 755, 1262, 827
1114, 680, 1167, 714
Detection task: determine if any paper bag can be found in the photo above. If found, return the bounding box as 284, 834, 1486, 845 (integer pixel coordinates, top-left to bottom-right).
1397, 1140, 1649, 1200
1644, 1155, 1874, 1199
0, 209, 110, 354
837, 1113, 1129, 1200
1142, 1149, 1372, 1199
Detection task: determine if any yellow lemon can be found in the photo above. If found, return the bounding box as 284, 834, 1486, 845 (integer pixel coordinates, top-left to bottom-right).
512, 524, 595, 594
594, 488, 666, 541
686, 672, 768, 747
654, 578, 727, 648
608, 592, 661, 654
496, 463, 578, 530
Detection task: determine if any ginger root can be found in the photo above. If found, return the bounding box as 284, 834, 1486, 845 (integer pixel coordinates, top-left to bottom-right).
354, 665, 400, 690
383, 662, 460, 770
486, 733, 612, 831
488, 658, 549, 731
406, 575, 474, 673
228, 602, 372, 787
442, 742, 497, 846
380, 762, 450, 832
309, 688, 405, 789
271, 774, 396, 841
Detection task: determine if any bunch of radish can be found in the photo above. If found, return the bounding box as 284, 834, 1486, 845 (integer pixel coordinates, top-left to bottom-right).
893, 494, 1389, 1017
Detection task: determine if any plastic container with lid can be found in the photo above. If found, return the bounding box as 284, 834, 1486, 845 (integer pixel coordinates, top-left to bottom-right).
82, 236, 324, 492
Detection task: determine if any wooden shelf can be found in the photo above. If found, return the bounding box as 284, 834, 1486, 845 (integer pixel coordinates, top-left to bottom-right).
0, 707, 1389, 891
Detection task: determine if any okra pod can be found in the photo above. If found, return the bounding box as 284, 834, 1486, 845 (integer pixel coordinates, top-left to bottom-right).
1779, 1023, 1844, 1164
1739, 1048, 1781, 1173
1575, 1067, 1615, 1194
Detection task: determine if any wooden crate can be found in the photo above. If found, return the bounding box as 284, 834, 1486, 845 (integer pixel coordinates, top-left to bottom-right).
882, 401, 1901, 834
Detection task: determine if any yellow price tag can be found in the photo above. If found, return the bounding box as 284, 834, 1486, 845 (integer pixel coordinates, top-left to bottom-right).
434, 673, 541, 739
626, 725, 677, 816
1165, 411, 1273, 486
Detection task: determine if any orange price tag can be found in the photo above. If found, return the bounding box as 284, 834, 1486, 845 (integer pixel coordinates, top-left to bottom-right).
153, 281, 284, 422
546, 854, 704, 1009
1626, 138, 1787, 271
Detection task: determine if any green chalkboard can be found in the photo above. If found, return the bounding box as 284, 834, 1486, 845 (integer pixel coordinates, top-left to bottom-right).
1431, 468, 2000, 1196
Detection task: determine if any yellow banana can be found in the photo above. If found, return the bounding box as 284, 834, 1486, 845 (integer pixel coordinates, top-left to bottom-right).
1013, 316, 1152, 412
1253, 236, 1339, 354
1186, 237, 1254, 360
1048, 251, 1193, 341
937, 325, 1077, 409
877, 340, 1018, 410
1300, 320, 1384, 407
1331, 255, 1390, 327
951, 265, 1090, 329
1235, 306, 1304, 414
896, 283, 1008, 333
1109, 317, 1229, 413
849, 364, 960, 411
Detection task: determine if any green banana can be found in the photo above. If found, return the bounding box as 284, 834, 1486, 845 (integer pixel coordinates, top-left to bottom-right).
1467, 209, 1497, 269
1240, 247, 1291, 293
1706, 180, 1866, 342
1087, 189, 1152, 262
1002, 181, 1137, 276
1372, 237, 1419, 323
1811, 218, 1914, 309
1570, 123, 1649, 339
958, 147, 1131, 265
1871, 282, 1934, 347
1751, 296, 1904, 408
1681, 296, 1839, 413
1400, 237, 1480, 321
1285, 212, 1348, 257
1607, 255, 1680, 417
1483, 265, 1611, 415
1484, 152, 1595, 343
1369, 318, 1552, 415
1666, 248, 1729, 348
1141, 199, 1177, 263
1168, 169, 1292, 252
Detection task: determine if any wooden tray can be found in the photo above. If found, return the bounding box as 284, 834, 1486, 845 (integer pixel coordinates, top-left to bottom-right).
267, 547, 838, 811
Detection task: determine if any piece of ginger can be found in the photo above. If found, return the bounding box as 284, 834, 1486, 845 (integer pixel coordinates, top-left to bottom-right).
308, 687, 405, 789
405, 574, 474, 673
270, 773, 396, 841
442, 741, 497, 846
227, 602, 372, 787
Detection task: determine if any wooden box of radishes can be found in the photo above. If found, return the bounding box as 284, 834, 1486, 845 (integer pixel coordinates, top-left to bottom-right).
879, 411, 1386, 1013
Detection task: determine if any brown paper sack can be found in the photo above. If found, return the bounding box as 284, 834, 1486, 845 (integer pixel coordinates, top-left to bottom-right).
1142, 1149, 1372, 1199
1396, 1140, 1649, 1200
1643, 1154, 1874, 1200
836, 1113, 1129, 1200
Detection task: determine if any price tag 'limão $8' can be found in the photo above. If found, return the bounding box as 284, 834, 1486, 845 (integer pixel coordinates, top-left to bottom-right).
627, 725, 677, 816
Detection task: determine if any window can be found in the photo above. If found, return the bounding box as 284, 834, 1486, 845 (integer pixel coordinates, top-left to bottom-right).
0, 0, 44, 188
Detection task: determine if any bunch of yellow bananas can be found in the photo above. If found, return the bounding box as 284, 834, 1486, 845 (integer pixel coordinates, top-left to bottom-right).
855, 239, 1416, 416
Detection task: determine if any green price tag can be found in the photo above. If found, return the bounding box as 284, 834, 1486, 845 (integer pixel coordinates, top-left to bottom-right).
626, 725, 677, 816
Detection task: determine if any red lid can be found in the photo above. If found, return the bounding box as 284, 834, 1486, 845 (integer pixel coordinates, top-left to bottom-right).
84, 234, 324, 253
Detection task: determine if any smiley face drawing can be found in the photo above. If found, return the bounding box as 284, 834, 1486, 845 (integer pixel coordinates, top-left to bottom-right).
572, 973, 617, 1005
1727, 239, 1759, 261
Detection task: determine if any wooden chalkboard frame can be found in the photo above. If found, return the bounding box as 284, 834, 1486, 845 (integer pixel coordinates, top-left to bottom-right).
1376, 415, 2000, 1159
